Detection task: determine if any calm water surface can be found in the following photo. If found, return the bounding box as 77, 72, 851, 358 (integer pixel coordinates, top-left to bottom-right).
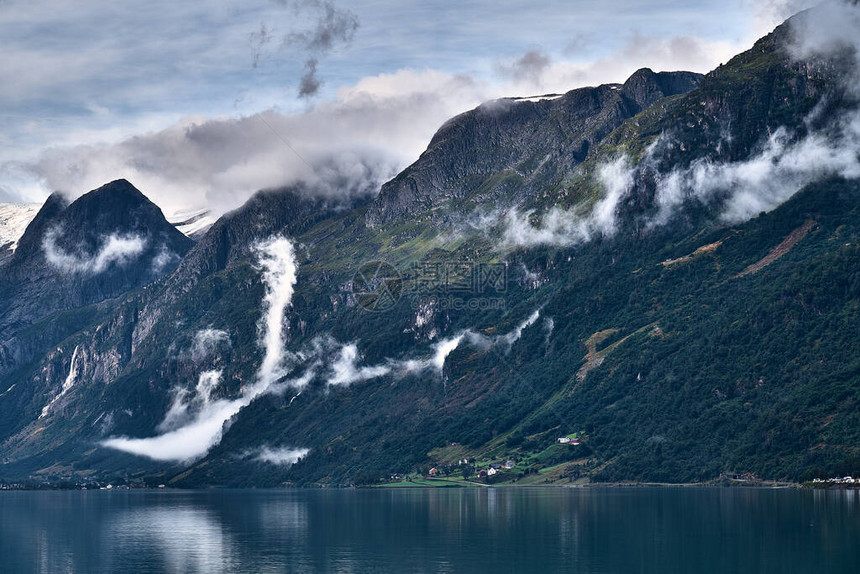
1, 487, 859, 573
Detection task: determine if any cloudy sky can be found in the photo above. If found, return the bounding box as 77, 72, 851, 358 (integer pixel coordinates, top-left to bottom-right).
0, 0, 811, 214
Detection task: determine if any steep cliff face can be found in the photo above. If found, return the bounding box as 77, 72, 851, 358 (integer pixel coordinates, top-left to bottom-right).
619, 69, 705, 111
365, 69, 703, 226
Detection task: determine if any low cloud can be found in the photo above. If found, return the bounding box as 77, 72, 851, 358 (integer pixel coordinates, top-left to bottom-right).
311, 310, 543, 387
151, 246, 179, 274
503, 116, 860, 249
102, 302, 542, 461
652, 127, 860, 225
399, 310, 543, 375
22, 70, 484, 218
102, 400, 244, 462
787, 1, 860, 86
498, 309, 541, 351
500, 157, 634, 248
497, 3, 860, 248
495, 34, 738, 97
326, 343, 391, 386
103, 235, 302, 463
644, 2, 860, 226
190, 328, 230, 363
102, 369, 243, 462
156, 370, 222, 433
43, 230, 147, 274
543, 317, 555, 345
254, 445, 310, 466
255, 236, 298, 386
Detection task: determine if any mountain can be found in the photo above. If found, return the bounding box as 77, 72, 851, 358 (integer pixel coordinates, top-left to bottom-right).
4, 180, 191, 310
0, 180, 192, 393
366, 68, 703, 226
1, 7, 859, 487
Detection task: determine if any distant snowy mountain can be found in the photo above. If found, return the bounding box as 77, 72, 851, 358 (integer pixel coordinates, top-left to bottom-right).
167, 208, 215, 239
0, 203, 40, 253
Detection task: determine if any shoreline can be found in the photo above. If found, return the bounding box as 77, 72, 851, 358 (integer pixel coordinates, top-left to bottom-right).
6, 478, 860, 491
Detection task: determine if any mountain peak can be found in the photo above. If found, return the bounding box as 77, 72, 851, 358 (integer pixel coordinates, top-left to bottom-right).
11, 179, 177, 264
621, 68, 704, 110
0, 180, 193, 340
67, 179, 160, 221
88, 178, 146, 200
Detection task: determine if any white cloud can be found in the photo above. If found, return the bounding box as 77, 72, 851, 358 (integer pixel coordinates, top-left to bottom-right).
150, 245, 179, 274
499, 309, 541, 349
496, 3, 860, 247
397, 310, 542, 374
644, 2, 860, 226
326, 343, 391, 386
650, 127, 860, 225
190, 328, 230, 363
254, 445, 310, 466
102, 301, 542, 461
592, 158, 635, 235
43, 230, 147, 274
748, 0, 818, 36
506, 117, 860, 248
501, 157, 634, 248
255, 236, 298, 387
495, 34, 737, 98
103, 235, 303, 462
4, 3, 758, 217
428, 334, 466, 373
102, 385, 245, 462
310, 309, 543, 388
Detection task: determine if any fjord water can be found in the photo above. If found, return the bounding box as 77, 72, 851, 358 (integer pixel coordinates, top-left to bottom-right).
1, 487, 858, 573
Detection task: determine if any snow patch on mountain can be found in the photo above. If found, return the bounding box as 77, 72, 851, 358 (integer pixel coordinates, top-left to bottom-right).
167, 208, 215, 238
0, 202, 40, 252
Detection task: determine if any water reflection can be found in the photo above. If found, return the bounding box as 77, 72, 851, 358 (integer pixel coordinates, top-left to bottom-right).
109, 507, 233, 573
1, 487, 859, 573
